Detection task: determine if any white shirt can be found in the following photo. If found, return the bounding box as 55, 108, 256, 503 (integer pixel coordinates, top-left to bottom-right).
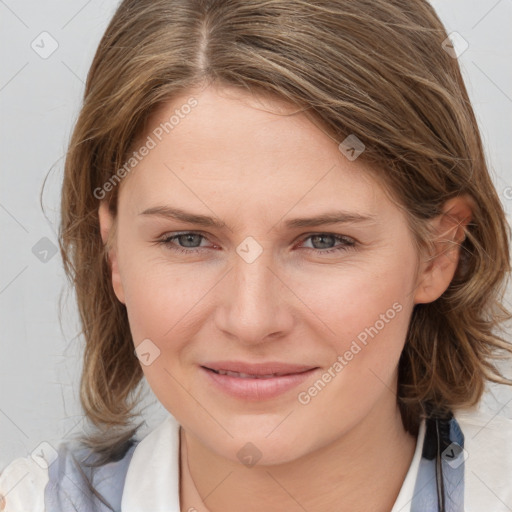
1, 407, 511, 511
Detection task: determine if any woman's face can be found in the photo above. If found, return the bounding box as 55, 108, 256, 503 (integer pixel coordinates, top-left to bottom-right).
102, 84, 430, 464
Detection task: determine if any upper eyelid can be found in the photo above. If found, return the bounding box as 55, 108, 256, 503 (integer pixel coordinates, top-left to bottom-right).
159, 230, 216, 243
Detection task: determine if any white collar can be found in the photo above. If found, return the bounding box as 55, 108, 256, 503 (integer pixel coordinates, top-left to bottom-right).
121, 414, 181, 511
121, 414, 426, 511
390, 418, 426, 512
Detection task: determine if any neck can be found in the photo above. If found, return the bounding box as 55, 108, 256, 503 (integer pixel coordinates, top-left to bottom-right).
179, 398, 417, 512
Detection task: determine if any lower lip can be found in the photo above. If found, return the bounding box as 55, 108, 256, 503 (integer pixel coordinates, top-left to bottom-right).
200, 366, 319, 401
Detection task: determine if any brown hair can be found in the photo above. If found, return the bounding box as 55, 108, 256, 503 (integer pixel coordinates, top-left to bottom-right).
59, 0, 512, 457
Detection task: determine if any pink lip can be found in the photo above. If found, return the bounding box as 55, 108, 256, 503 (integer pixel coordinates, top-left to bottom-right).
200, 364, 319, 401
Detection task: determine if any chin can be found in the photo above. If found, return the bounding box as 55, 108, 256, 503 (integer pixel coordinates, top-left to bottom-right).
211, 428, 313, 467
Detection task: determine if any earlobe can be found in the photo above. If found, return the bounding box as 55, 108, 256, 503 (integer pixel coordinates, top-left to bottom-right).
98, 201, 126, 304
413, 194, 474, 305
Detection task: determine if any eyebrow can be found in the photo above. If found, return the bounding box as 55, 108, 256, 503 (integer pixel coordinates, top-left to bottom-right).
139, 206, 377, 230
140, 206, 228, 228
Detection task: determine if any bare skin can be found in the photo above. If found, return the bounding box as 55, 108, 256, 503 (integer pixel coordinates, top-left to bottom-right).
99, 83, 472, 512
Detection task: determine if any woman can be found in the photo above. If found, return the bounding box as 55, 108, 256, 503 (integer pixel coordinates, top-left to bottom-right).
1, 0, 512, 510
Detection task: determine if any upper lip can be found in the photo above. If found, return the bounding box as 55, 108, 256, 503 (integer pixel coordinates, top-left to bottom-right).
201, 361, 318, 376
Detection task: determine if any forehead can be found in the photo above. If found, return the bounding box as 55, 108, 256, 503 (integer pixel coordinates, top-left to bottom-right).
119, 85, 395, 222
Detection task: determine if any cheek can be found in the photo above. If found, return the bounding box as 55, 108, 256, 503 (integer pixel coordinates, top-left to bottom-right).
116, 232, 204, 331
299, 249, 414, 330
301, 247, 417, 377
119, 261, 203, 407
291, 274, 414, 429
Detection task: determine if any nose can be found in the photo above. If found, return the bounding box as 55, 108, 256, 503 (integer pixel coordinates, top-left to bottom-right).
214, 243, 295, 346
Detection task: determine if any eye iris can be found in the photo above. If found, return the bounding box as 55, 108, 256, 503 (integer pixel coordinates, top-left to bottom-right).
179, 234, 202, 247
312, 234, 335, 249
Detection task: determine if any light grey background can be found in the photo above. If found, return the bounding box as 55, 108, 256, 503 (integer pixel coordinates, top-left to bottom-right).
1, 0, 511, 469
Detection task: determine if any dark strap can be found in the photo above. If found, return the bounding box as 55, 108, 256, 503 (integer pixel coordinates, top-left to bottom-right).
411, 415, 465, 511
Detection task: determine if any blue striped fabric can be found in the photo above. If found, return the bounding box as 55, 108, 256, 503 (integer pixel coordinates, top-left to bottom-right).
45, 441, 138, 512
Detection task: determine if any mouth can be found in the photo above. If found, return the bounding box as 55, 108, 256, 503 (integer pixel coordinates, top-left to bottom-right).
203, 367, 312, 379
200, 365, 319, 401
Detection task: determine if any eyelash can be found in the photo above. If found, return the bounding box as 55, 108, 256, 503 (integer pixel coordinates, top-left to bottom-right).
156, 231, 357, 255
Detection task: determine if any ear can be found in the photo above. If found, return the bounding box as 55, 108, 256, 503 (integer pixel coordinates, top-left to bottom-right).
413, 194, 474, 305
98, 200, 126, 304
